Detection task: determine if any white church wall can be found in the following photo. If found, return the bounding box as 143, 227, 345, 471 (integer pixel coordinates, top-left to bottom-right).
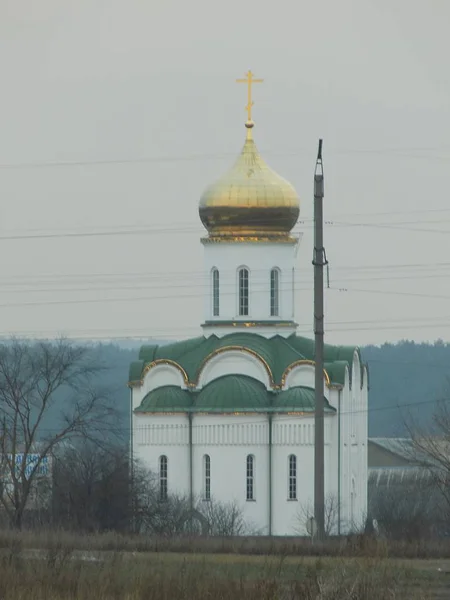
197, 350, 272, 389
131, 354, 368, 536
339, 374, 351, 532
202, 240, 300, 332
271, 414, 337, 536
192, 414, 270, 534
132, 414, 190, 497
337, 354, 368, 534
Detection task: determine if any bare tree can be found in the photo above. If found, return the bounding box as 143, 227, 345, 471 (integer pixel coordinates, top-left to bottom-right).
0, 338, 117, 529
369, 474, 439, 540
295, 493, 339, 537
52, 440, 129, 532
405, 399, 450, 523
197, 497, 247, 536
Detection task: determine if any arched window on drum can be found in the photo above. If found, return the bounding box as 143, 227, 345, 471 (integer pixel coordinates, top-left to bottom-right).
238, 267, 249, 316
212, 268, 220, 316
270, 268, 280, 316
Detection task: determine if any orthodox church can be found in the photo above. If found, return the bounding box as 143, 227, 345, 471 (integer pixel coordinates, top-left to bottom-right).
129, 73, 368, 536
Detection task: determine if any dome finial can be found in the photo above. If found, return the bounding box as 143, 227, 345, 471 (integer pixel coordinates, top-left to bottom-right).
236, 70, 263, 132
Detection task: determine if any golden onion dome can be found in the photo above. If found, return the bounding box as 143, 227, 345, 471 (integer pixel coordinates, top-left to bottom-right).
199, 123, 300, 238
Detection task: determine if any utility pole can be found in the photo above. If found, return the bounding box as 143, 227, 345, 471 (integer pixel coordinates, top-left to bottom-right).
313, 139, 325, 540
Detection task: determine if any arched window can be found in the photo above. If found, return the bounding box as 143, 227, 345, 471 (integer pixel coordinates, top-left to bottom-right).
288, 454, 297, 500
212, 268, 220, 316
238, 268, 249, 316
204, 454, 211, 500
291, 267, 295, 317
270, 268, 280, 316
159, 455, 168, 501
246, 454, 255, 500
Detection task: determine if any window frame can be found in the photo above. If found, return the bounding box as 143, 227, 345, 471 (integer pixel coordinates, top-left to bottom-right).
238, 267, 249, 316
270, 268, 280, 317
204, 454, 211, 501
159, 455, 168, 502
212, 268, 220, 317
246, 454, 255, 501
288, 454, 297, 500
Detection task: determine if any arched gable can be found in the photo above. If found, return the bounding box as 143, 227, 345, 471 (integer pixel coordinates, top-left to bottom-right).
140, 360, 189, 396
281, 360, 331, 393
196, 346, 273, 389
352, 349, 362, 391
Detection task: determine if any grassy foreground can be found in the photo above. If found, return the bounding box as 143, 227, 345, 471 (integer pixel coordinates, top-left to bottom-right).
0, 531, 449, 599
0, 550, 440, 600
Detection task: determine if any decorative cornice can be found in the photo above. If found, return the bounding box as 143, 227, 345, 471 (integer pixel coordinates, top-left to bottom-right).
201, 235, 298, 245
201, 320, 297, 329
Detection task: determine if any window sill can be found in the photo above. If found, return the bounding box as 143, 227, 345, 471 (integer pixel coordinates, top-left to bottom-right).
202, 498, 211, 502
246, 499, 256, 502
287, 498, 298, 502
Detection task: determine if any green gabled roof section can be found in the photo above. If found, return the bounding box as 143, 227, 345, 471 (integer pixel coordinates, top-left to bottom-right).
274, 386, 335, 412
134, 376, 337, 414
136, 386, 193, 413
195, 374, 270, 412
129, 332, 367, 389
324, 361, 348, 388
129, 360, 145, 383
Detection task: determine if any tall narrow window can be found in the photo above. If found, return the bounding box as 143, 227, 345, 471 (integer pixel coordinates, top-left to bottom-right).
159, 455, 168, 501
204, 454, 211, 500
246, 455, 255, 500
291, 267, 295, 318
270, 268, 280, 316
239, 268, 249, 316
212, 269, 220, 316
288, 454, 297, 500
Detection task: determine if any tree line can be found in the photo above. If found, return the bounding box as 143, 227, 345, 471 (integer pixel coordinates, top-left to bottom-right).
2, 337, 450, 539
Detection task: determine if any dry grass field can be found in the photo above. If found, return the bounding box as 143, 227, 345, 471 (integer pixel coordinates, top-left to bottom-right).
0, 531, 450, 599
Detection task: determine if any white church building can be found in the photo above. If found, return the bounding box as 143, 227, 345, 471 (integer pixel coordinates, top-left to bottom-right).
129, 75, 368, 536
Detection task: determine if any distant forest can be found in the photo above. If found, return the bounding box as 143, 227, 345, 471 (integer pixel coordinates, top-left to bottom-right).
32, 339, 450, 439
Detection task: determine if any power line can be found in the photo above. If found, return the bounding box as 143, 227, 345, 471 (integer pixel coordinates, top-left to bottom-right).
1, 144, 450, 170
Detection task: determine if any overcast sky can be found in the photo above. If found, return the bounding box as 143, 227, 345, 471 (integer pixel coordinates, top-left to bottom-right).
0, 0, 450, 346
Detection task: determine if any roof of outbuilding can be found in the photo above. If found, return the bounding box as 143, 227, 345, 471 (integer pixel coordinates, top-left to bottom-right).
129, 332, 365, 389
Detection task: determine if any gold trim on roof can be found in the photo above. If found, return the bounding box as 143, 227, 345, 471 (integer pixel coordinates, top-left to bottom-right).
129, 359, 189, 388
196, 345, 275, 387
201, 235, 299, 244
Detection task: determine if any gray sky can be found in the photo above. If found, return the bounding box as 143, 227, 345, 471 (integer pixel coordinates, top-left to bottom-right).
1, 0, 450, 346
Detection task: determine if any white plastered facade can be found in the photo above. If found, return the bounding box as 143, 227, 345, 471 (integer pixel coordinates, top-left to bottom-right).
131, 346, 368, 536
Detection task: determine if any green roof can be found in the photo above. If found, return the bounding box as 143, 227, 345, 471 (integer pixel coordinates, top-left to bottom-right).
129, 332, 365, 389
195, 374, 270, 411
274, 386, 335, 412
135, 386, 193, 413
135, 375, 336, 414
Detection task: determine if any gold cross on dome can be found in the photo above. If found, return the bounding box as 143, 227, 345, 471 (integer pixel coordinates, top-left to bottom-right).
236, 70, 263, 122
